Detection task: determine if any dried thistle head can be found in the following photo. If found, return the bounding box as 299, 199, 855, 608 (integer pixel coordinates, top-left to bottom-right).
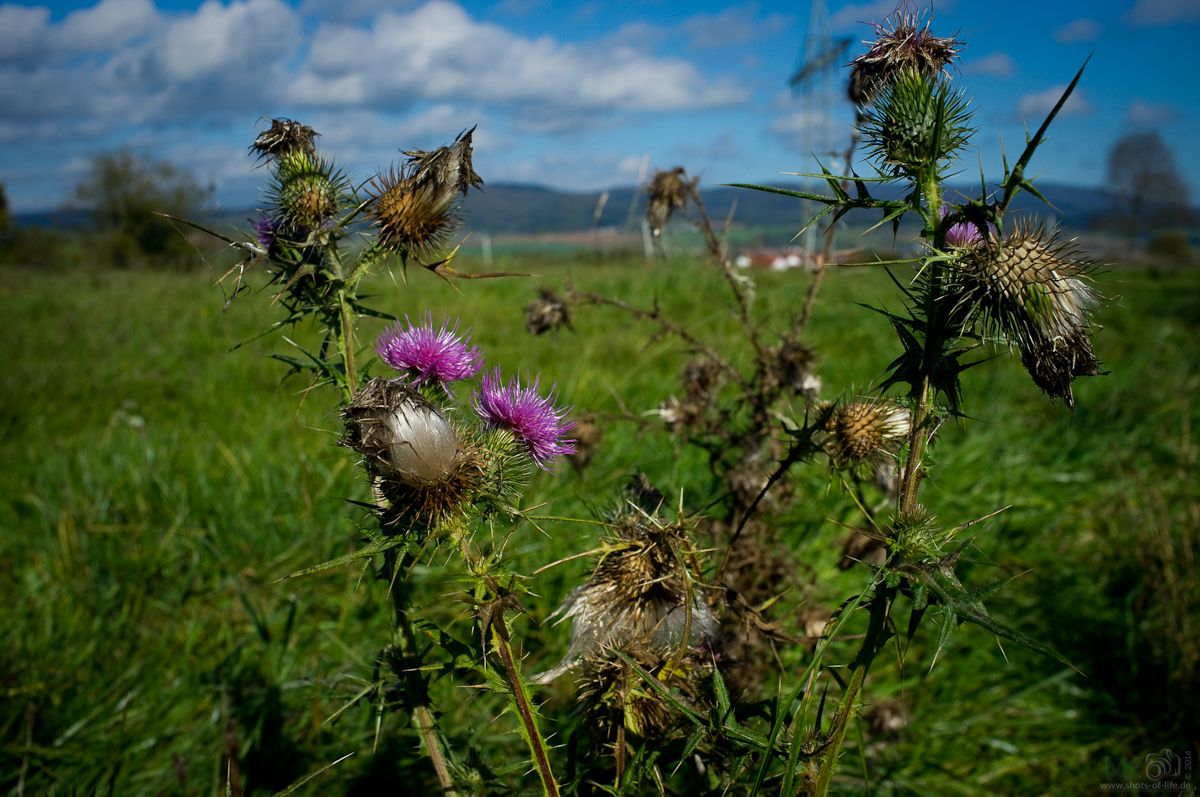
820, 399, 911, 470
646, 166, 697, 237
534, 479, 715, 684
848, 10, 960, 105
578, 643, 715, 743
341, 378, 482, 529
949, 225, 1102, 406
766, 334, 821, 398
251, 118, 319, 161
369, 128, 482, 261
525, 289, 573, 335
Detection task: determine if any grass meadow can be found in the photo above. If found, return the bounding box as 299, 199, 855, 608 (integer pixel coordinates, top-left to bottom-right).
2, 252, 1197, 795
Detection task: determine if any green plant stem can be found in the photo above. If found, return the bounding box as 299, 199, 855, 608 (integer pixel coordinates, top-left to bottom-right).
809, 586, 892, 797
336, 288, 357, 399
489, 617, 562, 797
898, 171, 944, 517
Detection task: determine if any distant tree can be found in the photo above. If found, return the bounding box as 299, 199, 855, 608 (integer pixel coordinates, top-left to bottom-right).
68, 151, 212, 265
0, 182, 10, 236
1106, 131, 1193, 247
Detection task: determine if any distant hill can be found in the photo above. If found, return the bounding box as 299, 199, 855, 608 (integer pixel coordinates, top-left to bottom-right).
462, 180, 1122, 235
14, 180, 1129, 235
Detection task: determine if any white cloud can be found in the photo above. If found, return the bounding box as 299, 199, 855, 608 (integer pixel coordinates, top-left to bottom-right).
487, 150, 646, 191
1017, 85, 1093, 120
1126, 0, 1200, 26
0, 5, 50, 62
56, 0, 161, 52
681, 4, 792, 49
289, 1, 746, 127
964, 52, 1015, 77
1053, 18, 1101, 44
1126, 99, 1180, 127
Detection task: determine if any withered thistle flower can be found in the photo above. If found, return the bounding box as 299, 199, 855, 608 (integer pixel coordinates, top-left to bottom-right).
341, 378, 481, 527
525, 289, 573, 335
250, 118, 319, 161
848, 10, 960, 105
646, 166, 698, 238
948, 225, 1102, 406
820, 399, 911, 470
577, 643, 715, 742
534, 495, 715, 685
370, 127, 482, 260
376, 314, 483, 390
567, 414, 602, 471
769, 334, 821, 398
472, 369, 575, 469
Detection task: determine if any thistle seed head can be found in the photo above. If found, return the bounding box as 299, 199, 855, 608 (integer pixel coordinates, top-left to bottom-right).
950, 226, 1102, 406
646, 166, 698, 237
848, 10, 960, 105
341, 378, 483, 530
341, 378, 460, 486
820, 399, 911, 470
533, 485, 715, 684
251, 118, 319, 161
525, 288, 573, 335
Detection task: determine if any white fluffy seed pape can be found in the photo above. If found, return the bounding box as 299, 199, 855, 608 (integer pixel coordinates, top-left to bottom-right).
383, 403, 459, 486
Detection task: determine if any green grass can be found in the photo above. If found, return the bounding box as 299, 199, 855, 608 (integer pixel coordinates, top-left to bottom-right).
1, 256, 1197, 795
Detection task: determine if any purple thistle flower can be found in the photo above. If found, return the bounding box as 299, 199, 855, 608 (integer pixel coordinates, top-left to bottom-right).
941, 205, 992, 248
376, 314, 484, 388
472, 369, 576, 468
253, 216, 279, 248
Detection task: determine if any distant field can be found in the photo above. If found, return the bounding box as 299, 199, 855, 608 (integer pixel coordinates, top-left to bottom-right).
2, 255, 1196, 794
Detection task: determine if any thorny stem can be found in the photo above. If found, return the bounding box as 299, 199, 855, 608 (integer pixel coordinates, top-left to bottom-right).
337, 289, 358, 399
897, 171, 944, 518
489, 616, 561, 797
452, 530, 561, 797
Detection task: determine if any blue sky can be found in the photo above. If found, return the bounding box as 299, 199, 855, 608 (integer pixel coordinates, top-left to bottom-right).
2, 0, 1198, 213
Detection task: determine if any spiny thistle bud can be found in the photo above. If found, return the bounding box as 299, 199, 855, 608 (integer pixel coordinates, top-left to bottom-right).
472, 369, 575, 469
272, 150, 342, 231
376, 314, 483, 390
533, 489, 715, 684
848, 11, 959, 106
646, 166, 698, 238
370, 128, 481, 260
341, 378, 482, 528
860, 68, 972, 176
948, 226, 1102, 406
525, 289, 573, 335
820, 399, 911, 470
250, 118, 318, 161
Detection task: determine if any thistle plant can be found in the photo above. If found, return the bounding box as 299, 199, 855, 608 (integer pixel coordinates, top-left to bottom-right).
518, 7, 1106, 793
191, 120, 589, 795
